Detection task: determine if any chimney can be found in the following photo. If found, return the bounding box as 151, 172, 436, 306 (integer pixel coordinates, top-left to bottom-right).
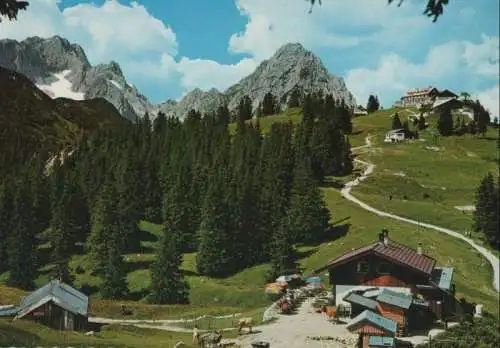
417, 242, 423, 255
378, 232, 384, 245
382, 229, 389, 246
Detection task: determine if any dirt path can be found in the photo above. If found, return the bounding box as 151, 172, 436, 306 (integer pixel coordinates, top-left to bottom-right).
236, 298, 356, 348
343, 136, 500, 292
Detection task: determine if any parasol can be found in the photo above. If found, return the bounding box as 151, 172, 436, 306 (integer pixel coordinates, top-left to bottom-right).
306, 276, 322, 284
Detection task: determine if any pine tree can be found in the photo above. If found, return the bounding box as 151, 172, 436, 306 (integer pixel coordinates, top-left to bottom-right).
287, 155, 330, 244
196, 164, 234, 277
287, 88, 301, 108
392, 113, 403, 129
418, 114, 426, 130
366, 95, 380, 113
268, 216, 297, 281
7, 177, 37, 290
100, 228, 128, 299
0, 183, 12, 273
342, 136, 354, 175
339, 99, 353, 134
262, 92, 276, 116
50, 178, 75, 273
473, 173, 499, 248
149, 229, 189, 304
86, 173, 118, 274
238, 95, 253, 121
437, 106, 454, 136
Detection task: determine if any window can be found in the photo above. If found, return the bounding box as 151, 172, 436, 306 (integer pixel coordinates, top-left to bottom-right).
377, 262, 392, 275
356, 261, 370, 274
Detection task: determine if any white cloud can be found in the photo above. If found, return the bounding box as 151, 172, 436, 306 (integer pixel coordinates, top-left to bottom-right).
175, 57, 257, 92
475, 85, 499, 120
0, 0, 178, 64
463, 34, 500, 78
345, 34, 500, 106
229, 0, 430, 60
0, 0, 256, 97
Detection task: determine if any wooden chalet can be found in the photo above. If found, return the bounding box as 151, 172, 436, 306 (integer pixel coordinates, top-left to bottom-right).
346, 310, 397, 348
12, 279, 89, 331
314, 230, 457, 324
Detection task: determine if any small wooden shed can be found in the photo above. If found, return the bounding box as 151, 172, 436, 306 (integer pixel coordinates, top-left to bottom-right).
346, 310, 397, 348
14, 279, 89, 331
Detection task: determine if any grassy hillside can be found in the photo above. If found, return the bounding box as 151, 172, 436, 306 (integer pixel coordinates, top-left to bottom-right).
228, 107, 303, 135
1, 105, 497, 328
351, 110, 499, 242
0, 319, 204, 347
0, 67, 127, 159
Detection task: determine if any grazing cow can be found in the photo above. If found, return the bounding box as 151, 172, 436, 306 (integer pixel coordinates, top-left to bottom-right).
198, 330, 222, 348
321, 306, 337, 321
237, 317, 253, 333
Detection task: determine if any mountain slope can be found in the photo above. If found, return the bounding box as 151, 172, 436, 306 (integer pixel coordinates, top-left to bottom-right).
0, 66, 127, 159
0, 36, 151, 121
160, 42, 356, 119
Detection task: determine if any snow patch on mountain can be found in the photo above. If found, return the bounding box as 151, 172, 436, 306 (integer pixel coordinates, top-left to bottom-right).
36, 70, 85, 100
108, 79, 123, 90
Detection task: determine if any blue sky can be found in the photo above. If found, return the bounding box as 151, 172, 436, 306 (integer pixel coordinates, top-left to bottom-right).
1, 0, 499, 117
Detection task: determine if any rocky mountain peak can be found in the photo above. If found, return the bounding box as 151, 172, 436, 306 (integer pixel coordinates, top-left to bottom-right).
0, 36, 151, 122
160, 42, 355, 119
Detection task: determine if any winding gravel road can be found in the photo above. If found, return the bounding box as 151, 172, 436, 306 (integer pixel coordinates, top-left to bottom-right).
343, 136, 499, 292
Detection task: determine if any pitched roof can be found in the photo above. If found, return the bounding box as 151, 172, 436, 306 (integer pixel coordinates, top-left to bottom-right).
15, 280, 88, 319
343, 293, 379, 311
376, 289, 412, 309
0, 305, 18, 317
432, 97, 461, 109
346, 310, 397, 334
431, 267, 454, 290
369, 336, 395, 347
315, 239, 436, 275
363, 289, 382, 298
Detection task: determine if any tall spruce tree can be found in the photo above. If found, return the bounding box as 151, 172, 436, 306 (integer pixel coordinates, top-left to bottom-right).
100, 227, 128, 299
287, 154, 330, 244
196, 161, 234, 277
262, 92, 276, 116
473, 173, 499, 247
342, 136, 354, 175
287, 88, 301, 108
268, 216, 297, 281
0, 183, 12, 273
366, 95, 380, 113
50, 175, 76, 280
392, 113, 403, 129
258, 123, 295, 259
418, 114, 427, 130
339, 99, 353, 134
238, 95, 253, 121
86, 173, 119, 274
437, 106, 454, 136
149, 228, 189, 304
7, 176, 37, 290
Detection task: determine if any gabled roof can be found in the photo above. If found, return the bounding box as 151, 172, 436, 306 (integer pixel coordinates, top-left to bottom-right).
376, 289, 412, 309
346, 310, 397, 334
431, 267, 454, 290
369, 336, 395, 347
0, 305, 18, 317
314, 239, 436, 275
432, 97, 462, 109
363, 289, 382, 298
343, 293, 379, 311
15, 280, 88, 319
387, 128, 405, 134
